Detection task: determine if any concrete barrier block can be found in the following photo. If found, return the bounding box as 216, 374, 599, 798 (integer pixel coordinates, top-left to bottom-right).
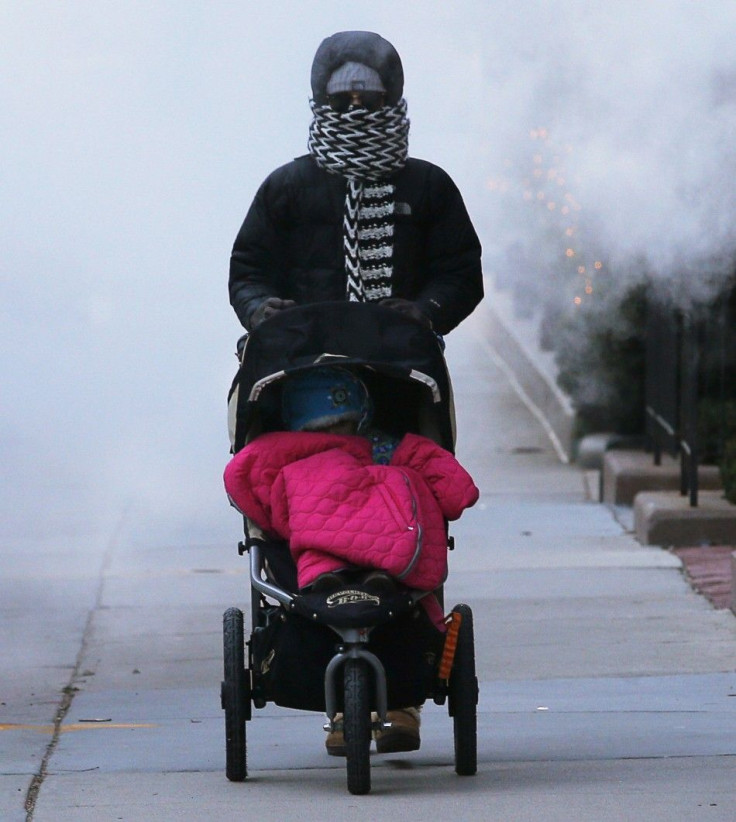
603, 450, 722, 506
634, 490, 736, 546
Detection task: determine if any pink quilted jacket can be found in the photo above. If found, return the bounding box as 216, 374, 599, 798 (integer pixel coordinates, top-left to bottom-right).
224, 431, 479, 590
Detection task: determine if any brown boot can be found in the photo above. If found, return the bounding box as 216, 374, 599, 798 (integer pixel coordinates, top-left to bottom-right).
374, 707, 421, 754
325, 714, 345, 756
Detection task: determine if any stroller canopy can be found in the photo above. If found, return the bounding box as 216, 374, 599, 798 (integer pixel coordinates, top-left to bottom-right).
231, 302, 455, 452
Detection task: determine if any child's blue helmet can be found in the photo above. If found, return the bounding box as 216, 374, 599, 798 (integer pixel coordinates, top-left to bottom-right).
281, 366, 372, 432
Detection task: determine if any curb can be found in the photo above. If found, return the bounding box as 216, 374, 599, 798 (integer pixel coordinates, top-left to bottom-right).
481, 289, 575, 462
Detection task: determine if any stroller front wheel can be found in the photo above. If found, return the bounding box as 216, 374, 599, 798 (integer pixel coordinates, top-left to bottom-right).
343, 659, 372, 795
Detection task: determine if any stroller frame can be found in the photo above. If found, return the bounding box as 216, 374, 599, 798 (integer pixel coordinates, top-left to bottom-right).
248, 541, 394, 731
221, 303, 478, 794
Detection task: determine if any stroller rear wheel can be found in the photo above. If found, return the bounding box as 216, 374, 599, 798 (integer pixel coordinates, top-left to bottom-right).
222, 607, 249, 781
448, 604, 478, 776
343, 659, 372, 795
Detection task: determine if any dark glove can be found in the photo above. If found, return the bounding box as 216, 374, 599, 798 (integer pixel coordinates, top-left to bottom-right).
250, 297, 297, 328
379, 298, 432, 328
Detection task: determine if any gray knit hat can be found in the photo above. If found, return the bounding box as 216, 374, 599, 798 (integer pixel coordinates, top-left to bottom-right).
326, 61, 386, 95
311, 31, 404, 105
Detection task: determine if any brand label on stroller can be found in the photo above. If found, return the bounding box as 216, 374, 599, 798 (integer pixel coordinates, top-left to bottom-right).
326, 590, 381, 608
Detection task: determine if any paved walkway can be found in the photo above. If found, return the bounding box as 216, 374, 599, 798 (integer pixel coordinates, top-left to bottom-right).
3, 295, 736, 820
451, 302, 736, 683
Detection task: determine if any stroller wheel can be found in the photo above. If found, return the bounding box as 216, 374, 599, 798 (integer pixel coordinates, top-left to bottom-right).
222, 607, 248, 781
343, 659, 372, 795
448, 604, 478, 776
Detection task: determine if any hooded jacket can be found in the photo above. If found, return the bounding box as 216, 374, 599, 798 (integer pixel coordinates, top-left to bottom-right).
310, 31, 405, 106
229, 31, 483, 334
223, 430, 479, 590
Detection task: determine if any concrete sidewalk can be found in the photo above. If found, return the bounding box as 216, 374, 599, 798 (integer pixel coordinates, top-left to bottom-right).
4, 293, 736, 820
485, 282, 736, 610
451, 300, 736, 683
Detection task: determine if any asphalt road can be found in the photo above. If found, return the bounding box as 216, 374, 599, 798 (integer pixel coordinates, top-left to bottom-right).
4, 304, 736, 821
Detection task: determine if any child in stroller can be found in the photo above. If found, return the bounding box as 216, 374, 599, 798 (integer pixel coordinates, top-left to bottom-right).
224, 365, 479, 753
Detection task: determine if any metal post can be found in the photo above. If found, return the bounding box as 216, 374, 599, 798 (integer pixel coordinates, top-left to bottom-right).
680, 312, 700, 507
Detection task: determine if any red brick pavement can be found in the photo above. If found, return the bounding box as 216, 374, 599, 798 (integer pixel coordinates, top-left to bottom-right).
671, 545, 734, 610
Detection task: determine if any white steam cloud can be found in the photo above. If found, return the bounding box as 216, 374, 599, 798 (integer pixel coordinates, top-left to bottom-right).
3, 1, 736, 547
474, 1, 736, 309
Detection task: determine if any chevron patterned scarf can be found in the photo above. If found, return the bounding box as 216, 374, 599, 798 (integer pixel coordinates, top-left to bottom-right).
308, 99, 410, 301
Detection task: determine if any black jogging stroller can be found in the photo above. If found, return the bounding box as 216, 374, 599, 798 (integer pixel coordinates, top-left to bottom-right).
221, 301, 478, 795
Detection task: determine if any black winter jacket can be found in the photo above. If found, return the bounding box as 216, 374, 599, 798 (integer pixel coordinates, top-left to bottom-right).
229, 154, 483, 335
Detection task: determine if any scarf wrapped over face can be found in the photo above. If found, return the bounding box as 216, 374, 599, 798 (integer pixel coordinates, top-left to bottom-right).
308, 99, 410, 302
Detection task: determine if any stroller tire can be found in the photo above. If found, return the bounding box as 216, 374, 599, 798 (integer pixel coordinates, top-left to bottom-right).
448, 604, 478, 776
343, 659, 372, 795
222, 607, 248, 781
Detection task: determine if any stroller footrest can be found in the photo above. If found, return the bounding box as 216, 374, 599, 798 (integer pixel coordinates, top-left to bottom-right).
292, 585, 415, 629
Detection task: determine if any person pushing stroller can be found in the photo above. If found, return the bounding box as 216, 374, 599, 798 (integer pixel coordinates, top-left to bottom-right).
224, 26, 483, 769
228, 30, 483, 336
